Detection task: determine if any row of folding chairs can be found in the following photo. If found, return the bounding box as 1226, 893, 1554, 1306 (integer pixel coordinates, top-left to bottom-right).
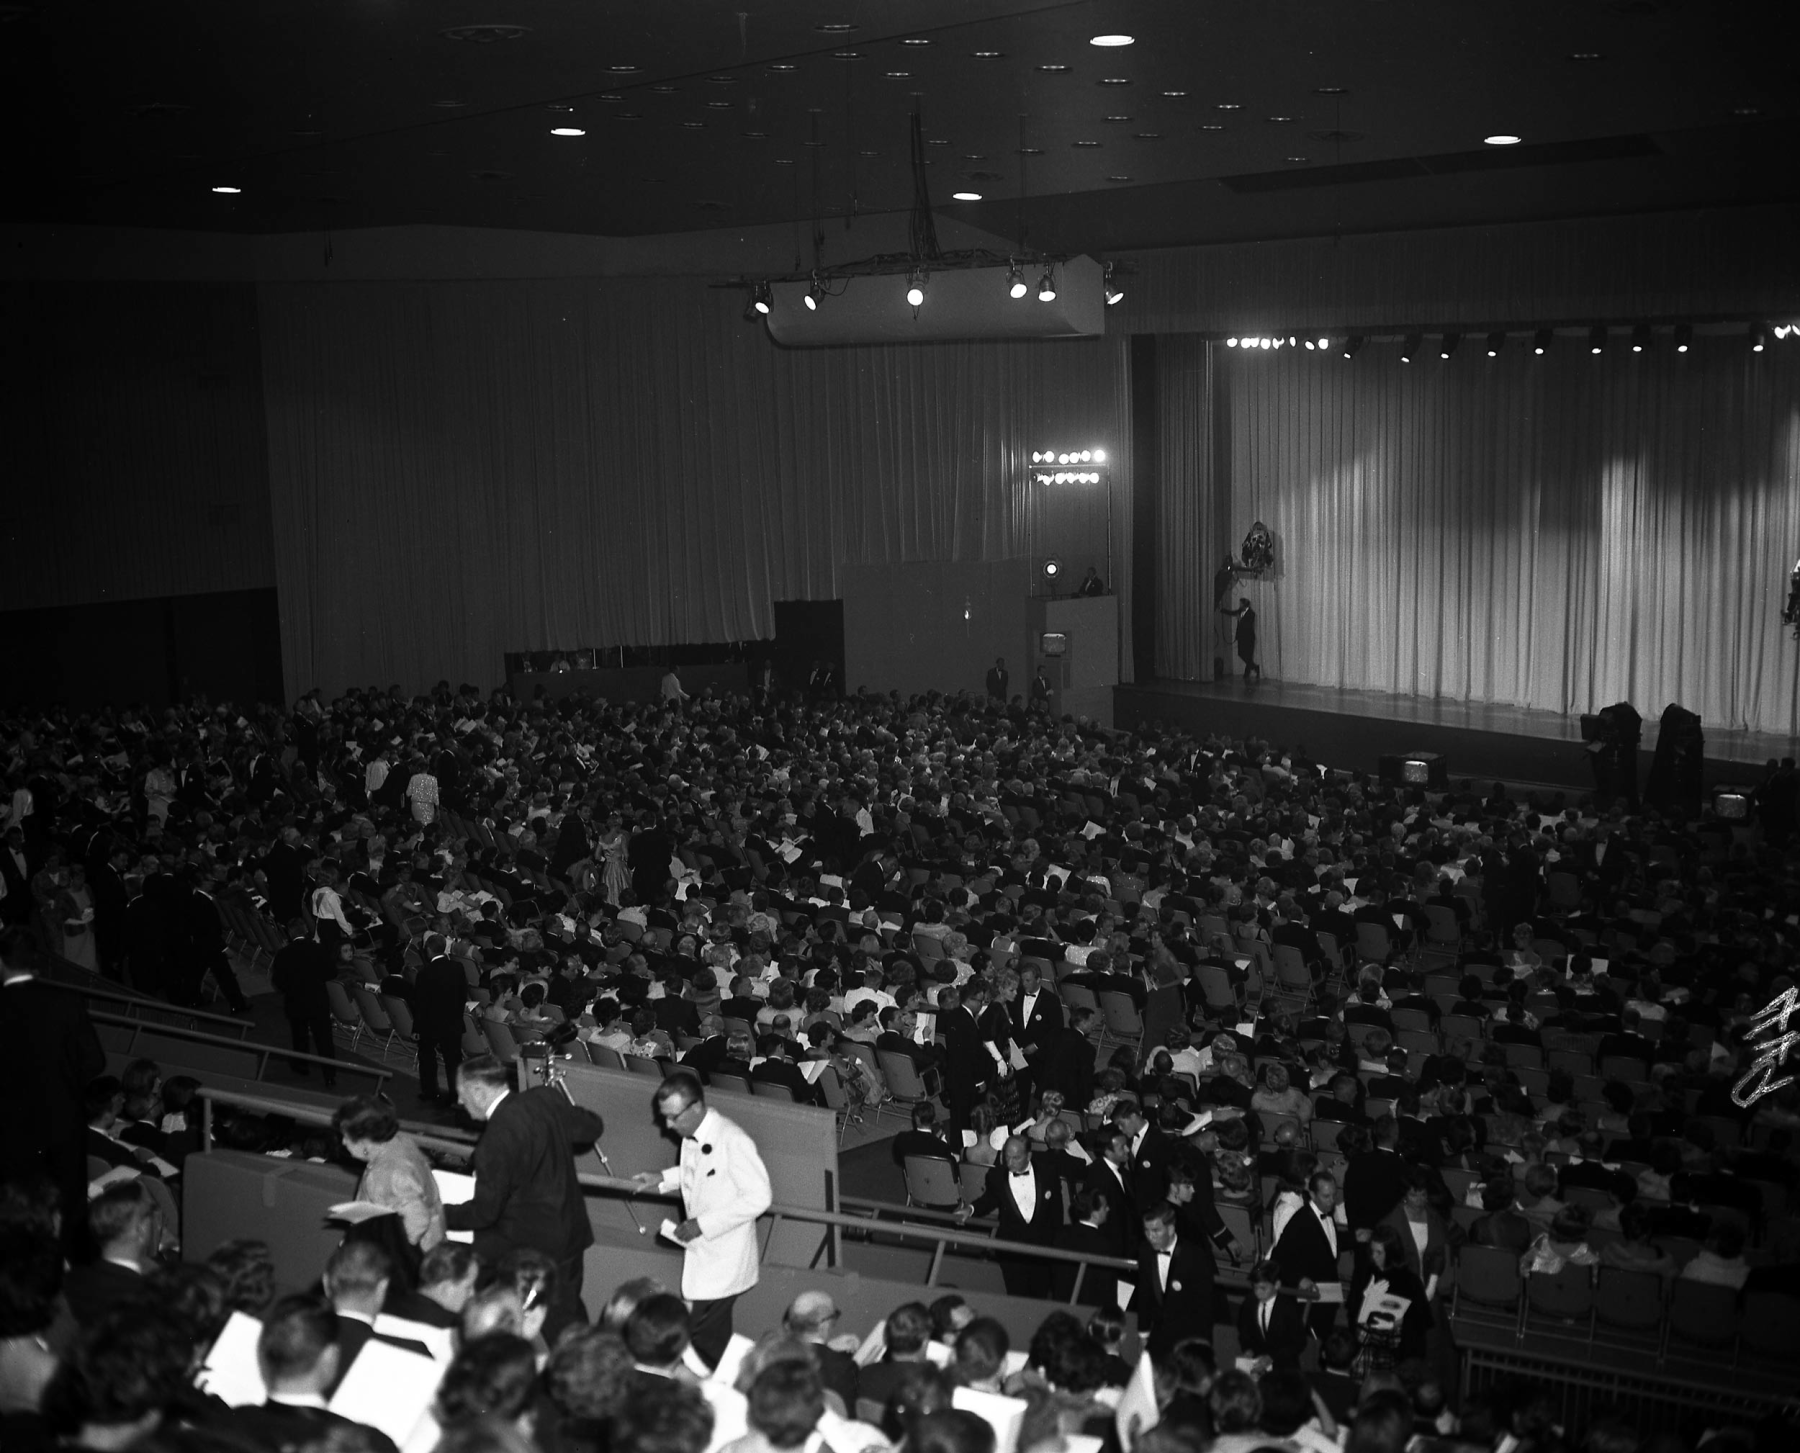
1449, 1244, 1798, 1367
322, 979, 417, 1063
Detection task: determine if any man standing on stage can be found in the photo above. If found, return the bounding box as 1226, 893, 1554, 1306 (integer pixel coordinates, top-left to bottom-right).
1219, 596, 1262, 682
447, 1054, 605, 1340
633, 1070, 772, 1369
985, 657, 1010, 701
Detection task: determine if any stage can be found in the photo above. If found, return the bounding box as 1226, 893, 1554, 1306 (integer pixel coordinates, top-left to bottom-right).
1113, 677, 1799, 795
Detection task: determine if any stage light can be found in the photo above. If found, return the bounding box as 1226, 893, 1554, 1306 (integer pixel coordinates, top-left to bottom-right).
1093, 449, 1106, 461
1031, 451, 1042, 463
804, 274, 824, 311
1486, 331, 1505, 357
1674, 324, 1691, 353
1533, 329, 1553, 355
1037, 266, 1057, 301
1304, 339, 1316, 350
752, 282, 772, 315
1631, 323, 1651, 353
1226, 337, 1239, 347
1750, 321, 1769, 352
1317, 336, 1329, 350
1043, 557, 1063, 580
1439, 332, 1460, 360
1103, 264, 1124, 305
1589, 326, 1606, 354
1342, 336, 1364, 359
906, 269, 926, 307
1259, 336, 1272, 350
1400, 333, 1421, 363
1008, 264, 1027, 299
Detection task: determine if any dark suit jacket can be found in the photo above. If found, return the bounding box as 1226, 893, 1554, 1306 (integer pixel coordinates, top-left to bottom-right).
1342, 1149, 1410, 1232
814, 1345, 860, 1412
1053, 1220, 1126, 1307
332, 1314, 433, 1392
0, 976, 106, 1185
412, 955, 469, 1036
382, 1288, 461, 1329
1272, 1201, 1343, 1287
1081, 1161, 1139, 1255
1135, 1238, 1218, 1355
1236, 1291, 1309, 1369
751, 1057, 820, 1104
890, 1129, 959, 1169
973, 1159, 1064, 1247
444, 1087, 605, 1266
271, 938, 337, 1018
63, 1259, 146, 1326
936, 1005, 987, 1097
208, 1400, 396, 1453
1009, 990, 1064, 1051
1032, 1026, 1096, 1108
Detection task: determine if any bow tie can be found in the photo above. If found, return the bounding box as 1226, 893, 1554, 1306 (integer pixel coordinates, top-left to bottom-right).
1011, 1171, 1031, 1180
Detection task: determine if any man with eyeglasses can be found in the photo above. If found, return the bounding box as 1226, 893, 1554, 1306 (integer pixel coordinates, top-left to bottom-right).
632, 1070, 772, 1369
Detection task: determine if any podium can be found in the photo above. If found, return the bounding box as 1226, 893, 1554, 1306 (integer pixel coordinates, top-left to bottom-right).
1028, 594, 1118, 727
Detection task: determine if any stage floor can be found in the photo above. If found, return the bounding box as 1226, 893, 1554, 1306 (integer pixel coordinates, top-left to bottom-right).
1114, 677, 1796, 792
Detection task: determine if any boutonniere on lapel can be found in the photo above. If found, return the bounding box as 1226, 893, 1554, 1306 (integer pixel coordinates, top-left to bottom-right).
701, 1144, 713, 1155
1170, 1279, 1183, 1292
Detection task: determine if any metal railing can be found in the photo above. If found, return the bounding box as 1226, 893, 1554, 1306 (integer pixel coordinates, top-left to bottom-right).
97, 1011, 391, 1092
197, 1086, 467, 1156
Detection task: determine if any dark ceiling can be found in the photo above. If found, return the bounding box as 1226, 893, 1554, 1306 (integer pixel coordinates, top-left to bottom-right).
3, 0, 1795, 256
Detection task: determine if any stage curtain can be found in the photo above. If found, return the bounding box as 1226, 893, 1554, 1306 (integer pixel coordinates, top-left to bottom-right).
258, 280, 1129, 698
1150, 335, 1227, 681
0, 283, 276, 612
1159, 337, 1800, 735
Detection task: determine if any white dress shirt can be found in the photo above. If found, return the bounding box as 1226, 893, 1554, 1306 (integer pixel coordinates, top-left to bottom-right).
1008, 1166, 1037, 1222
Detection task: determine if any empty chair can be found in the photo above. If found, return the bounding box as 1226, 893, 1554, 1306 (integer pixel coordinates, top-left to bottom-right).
624, 1054, 665, 1077
1059, 982, 1098, 1013
708, 1072, 754, 1096
1502, 1042, 1544, 1070
751, 1079, 800, 1102
585, 1044, 627, 1070
1452, 1245, 1523, 1327
904, 1155, 961, 1210
1214, 1202, 1259, 1261
1355, 920, 1400, 966
480, 1018, 521, 1064
351, 985, 397, 1056
878, 1049, 936, 1108
1097, 990, 1144, 1050
1270, 945, 1314, 1010
380, 996, 418, 1062
1194, 963, 1240, 1015
326, 980, 364, 1050
1422, 904, 1463, 956
1663, 1279, 1739, 1357
1593, 1265, 1664, 1344
1522, 1263, 1595, 1340
460, 1013, 488, 1058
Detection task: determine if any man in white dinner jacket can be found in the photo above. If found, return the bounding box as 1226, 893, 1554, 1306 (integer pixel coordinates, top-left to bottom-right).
633, 1069, 773, 1369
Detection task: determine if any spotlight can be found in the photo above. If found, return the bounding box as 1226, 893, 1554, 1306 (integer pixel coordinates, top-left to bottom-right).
1400, 333, 1421, 363
1589, 325, 1606, 354
1042, 557, 1063, 581
1439, 332, 1460, 360
1317, 336, 1329, 350
1259, 337, 1271, 350
1674, 323, 1691, 354
1305, 340, 1316, 351
1093, 449, 1106, 461
1750, 321, 1769, 353
1103, 264, 1124, 306
804, 274, 824, 311
1037, 266, 1057, 301
1630, 324, 1651, 353
906, 269, 926, 307
752, 282, 772, 315
1533, 329, 1553, 355
1486, 331, 1505, 357
1226, 337, 1239, 347
1341, 336, 1364, 359
1008, 264, 1028, 300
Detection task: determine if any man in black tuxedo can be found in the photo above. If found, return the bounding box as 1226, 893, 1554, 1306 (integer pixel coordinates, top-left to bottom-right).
1033, 1007, 1097, 1109
0, 828, 33, 929
1236, 1260, 1309, 1373
205, 1297, 390, 1450
1111, 1098, 1173, 1206
260, 826, 310, 926
0, 929, 107, 1246
1272, 1170, 1346, 1343
1008, 963, 1064, 1099
1135, 1199, 1221, 1357
751, 1035, 822, 1104
934, 984, 987, 1135
448, 1054, 606, 1340
1054, 1185, 1127, 1309
63, 1180, 161, 1326
182, 864, 252, 1012
412, 935, 470, 1105
965, 1135, 1064, 1297
322, 1241, 431, 1390
1343, 1115, 1411, 1234
877, 1007, 943, 1085
271, 918, 339, 1085
890, 1103, 959, 1171
1083, 1128, 1141, 1258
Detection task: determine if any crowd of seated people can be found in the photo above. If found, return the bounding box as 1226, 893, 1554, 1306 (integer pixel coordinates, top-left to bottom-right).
4, 678, 1800, 1448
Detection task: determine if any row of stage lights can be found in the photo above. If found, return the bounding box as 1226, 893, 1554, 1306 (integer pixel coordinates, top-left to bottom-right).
1029, 447, 1108, 485
1226, 323, 1799, 358
747, 263, 1125, 317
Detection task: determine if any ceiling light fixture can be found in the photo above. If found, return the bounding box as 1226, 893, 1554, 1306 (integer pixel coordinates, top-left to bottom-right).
751, 282, 773, 315
1674, 323, 1692, 354
906, 268, 926, 307
1440, 332, 1460, 360
1484, 134, 1522, 145
1037, 266, 1057, 302
1750, 322, 1769, 352
951, 190, 982, 201
1631, 324, 1652, 353
972, 50, 1004, 59
1342, 336, 1364, 359
1037, 63, 1070, 72
1486, 331, 1505, 357
210, 184, 241, 194
1589, 326, 1607, 354
1097, 77, 1132, 86
805, 275, 824, 312
549, 126, 586, 136
1008, 263, 1027, 299
1400, 333, 1421, 363
1104, 265, 1124, 306
901, 37, 933, 46
1089, 34, 1135, 46
1161, 90, 1188, 97
1533, 329, 1553, 355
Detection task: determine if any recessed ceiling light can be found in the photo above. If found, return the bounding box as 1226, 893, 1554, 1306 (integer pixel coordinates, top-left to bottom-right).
682, 120, 706, 129
1097, 77, 1132, 86
1569, 51, 1603, 60
767, 63, 797, 71
831, 50, 862, 59
611, 113, 643, 120
607, 64, 640, 72
1314, 86, 1347, 95
547, 103, 574, 112
815, 22, 857, 31
1090, 34, 1135, 47
705, 101, 734, 109
774, 158, 795, 165
742, 131, 768, 139
1161, 90, 1188, 97
549, 126, 586, 136
1105, 115, 1132, 122
706, 75, 738, 84
1073, 140, 1102, 147
951, 190, 982, 200
884, 71, 911, 78
1286, 155, 1308, 163
1267, 115, 1294, 123
901, 37, 933, 46
1037, 64, 1070, 72
651, 85, 679, 92
1016, 146, 1044, 155
431, 99, 469, 108
1484, 133, 1522, 145
1733, 106, 1763, 117
1200, 123, 1225, 131
210, 184, 241, 194
1104, 175, 1133, 182
858, 149, 878, 157
1133, 132, 1162, 140
926, 138, 950, 146
972, 50, 1004, 59
1217, 103, 1242, 110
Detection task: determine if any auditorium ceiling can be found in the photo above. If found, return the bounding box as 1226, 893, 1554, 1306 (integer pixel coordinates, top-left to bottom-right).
2, 0, 1794, 253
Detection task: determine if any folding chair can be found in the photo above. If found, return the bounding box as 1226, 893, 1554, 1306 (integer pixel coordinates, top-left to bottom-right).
380, 996, 419, 1063
708, 1072, 754, 1096
326, 981, 364, 1050
624, 1054, 665, 1077
1521, 1263, 1595, 1341
878, 1050, 938, 1110
903, 1155, 962, 1210
1662, 1279, 1738, 1360
585, 1043, 626, 1070
1270, 945, 1314, 1011
752, 1079, 800, 1102
1097, 991, 1144, 1053
480, 1018, 521, 1064
1592, 1266, 1664, 1347
1740, 1290, 1800, 1368
1451, 1245, 1524, 1331
351, 986, 397, 1057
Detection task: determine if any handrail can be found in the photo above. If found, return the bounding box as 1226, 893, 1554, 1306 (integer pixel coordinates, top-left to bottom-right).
196, 1086, 471, 1158
66, 977, 255, 1038
93, 1010, 391, 1090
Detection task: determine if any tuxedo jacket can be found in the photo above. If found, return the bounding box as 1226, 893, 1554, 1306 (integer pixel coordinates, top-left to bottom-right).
1081, 1161, 1139, 1255
1031, 1026, 1095, 1108
206, 1400, 389, 1453
63, 1259, 146, 1327
656, 1105, 773, 1300
1009, 990, 1065, 1051
1272, 1201, 1344, 1287
1135, 1238, 1218, 1354
444, 1088, 605, 1267
973, 1157, 1065, 1247
1236, 1291, 1309, 1369
1342, 1149, 1410, 1232
1054, 1221, 1126, 1307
